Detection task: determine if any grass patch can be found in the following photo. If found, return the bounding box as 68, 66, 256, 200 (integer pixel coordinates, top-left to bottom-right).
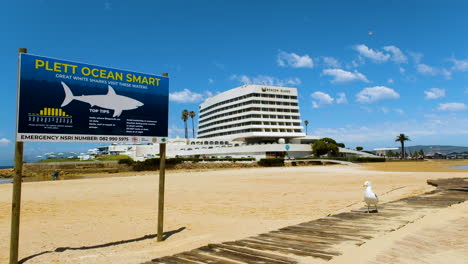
95, 155, 131, 161
37, 158, 82, 163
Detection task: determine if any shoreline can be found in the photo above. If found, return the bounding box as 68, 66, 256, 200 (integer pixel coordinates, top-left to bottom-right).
1, 159, 467, 182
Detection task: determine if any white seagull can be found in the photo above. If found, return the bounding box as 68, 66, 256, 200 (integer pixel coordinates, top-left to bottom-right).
363, 181, 379, 213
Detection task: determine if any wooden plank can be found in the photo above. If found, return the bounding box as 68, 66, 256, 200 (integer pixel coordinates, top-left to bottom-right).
260, 232, 332, 246
199, 245, 286, 264
226, 240, 313, 257
151, 256, 188, 264
274, 228, 357, 243
257, 233, 332, 249
180, 250, 240, 264
173, 253, 206, 263
246, 237, 341, 257
298, 222, 377, 233
216, 243, 297, 264
312, 219, 379, 230
164, 256, 202, 264
292, 224, 373, 239
279, 226, 358, 241
226, 240, 333, 260
207, 244, 294, 264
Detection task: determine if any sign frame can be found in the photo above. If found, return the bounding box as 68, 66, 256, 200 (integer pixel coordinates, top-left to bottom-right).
16, 53, 169, 143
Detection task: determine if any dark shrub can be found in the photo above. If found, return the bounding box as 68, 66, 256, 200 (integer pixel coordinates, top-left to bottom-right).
349, 157, 386, 163
131, 158, 184, 171
258, 158, 284, 167
118, 158, 134, 165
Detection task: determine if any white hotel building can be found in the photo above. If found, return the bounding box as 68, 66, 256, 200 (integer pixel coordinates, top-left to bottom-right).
198, 85, 305, 141
107, 85, 374, 160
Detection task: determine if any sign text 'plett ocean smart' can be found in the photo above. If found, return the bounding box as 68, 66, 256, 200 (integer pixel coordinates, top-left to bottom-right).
16, 54, 169, 143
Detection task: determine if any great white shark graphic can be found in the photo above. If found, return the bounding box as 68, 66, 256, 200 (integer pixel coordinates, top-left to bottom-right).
60, 82, 144, 117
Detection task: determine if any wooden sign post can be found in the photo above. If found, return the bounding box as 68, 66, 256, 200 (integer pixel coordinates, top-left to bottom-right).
157, 72, 168, 242
10, 48, 27, 264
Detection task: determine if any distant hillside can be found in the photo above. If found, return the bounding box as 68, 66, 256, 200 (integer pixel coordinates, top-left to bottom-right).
402, 145, 468, 154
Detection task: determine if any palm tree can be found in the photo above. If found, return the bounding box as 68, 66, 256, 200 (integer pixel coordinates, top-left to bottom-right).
395, 133, 410, 159
181, 109, 189, 139
189, 111, 196, 138
304, 120, 309, 135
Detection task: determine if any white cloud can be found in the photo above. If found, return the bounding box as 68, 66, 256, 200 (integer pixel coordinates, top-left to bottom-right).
0, 138, 10, 145
321, 56, 341, 68
441, 69, 452, 79
465, 88, 468, 94
168, 126, 185, 138
399, 67, 406, 74
387, 78, 394, 84
169, 89, 204, 103
409, 52, 424, 64
208, 78, 214, 84
322, 68, 369, 83
380, 107, 404, 115
360, 106, 373, 113
383, 46, 408, 63
416, 64, 451, 79
356, 86, 400, 103
438, 102, 467, 112
351, 59, 361, 68
230, 74, 301, 86
311, 91, 334, 108
394, 108, 404, 115
354, 44, 390, 63
424, 88, 445, 100
380, 107, 390, 114
450, 58, 468, 72
336, 93, 348, 104
277, 51, 314, 68
416, 64, 436, 75
312, 115, 468, 144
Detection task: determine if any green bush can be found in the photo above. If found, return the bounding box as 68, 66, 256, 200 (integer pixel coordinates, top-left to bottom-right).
118, 158, 134, 165
348, 157, 386, 163
96, 154, 131, 161
131, 158, 184, 171
258, 158, 284, 167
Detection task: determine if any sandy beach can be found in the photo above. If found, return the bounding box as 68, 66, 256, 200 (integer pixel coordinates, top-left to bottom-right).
1, 161, 467, 264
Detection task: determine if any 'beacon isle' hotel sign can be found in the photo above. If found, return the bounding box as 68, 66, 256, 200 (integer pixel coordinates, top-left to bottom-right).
261, 87, 291, 93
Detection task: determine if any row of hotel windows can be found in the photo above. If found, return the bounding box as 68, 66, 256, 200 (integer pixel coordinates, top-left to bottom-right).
198, 128, 303, 138
199, 107, 299, 125
200, 100, 299, 119
198, 121, 302, 135
199, 113, 300, 130
190, 141, 231, 145
201, 93, 298, 114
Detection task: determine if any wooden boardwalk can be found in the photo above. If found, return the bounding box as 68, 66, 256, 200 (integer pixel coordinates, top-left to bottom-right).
145, 178, 467, 264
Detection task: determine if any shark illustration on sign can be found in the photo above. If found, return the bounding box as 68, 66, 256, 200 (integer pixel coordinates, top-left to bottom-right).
60, 82, 144, 117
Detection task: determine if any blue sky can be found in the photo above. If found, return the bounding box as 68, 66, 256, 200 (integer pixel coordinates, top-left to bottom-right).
1, 0, 468, 165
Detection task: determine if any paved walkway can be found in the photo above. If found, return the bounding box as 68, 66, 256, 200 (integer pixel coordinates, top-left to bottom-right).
285, 159, 361, 166
144, 178, 467, 264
